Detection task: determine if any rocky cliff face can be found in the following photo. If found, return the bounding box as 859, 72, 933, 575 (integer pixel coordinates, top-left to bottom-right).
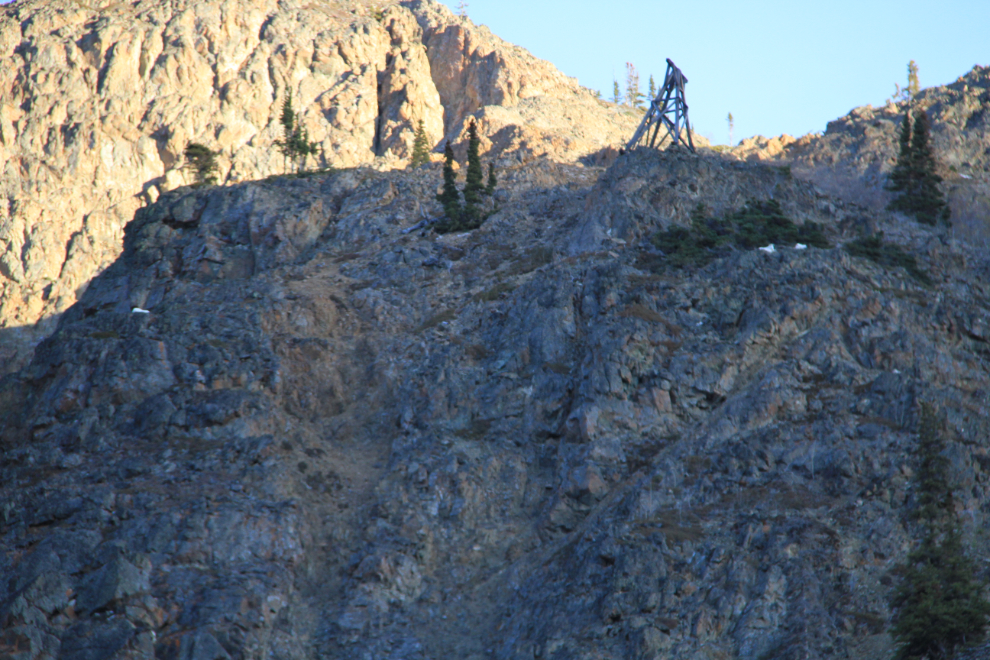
4, 2, 990, 658
0, 0, 641, 373
734, 65, 990, 247
3, 142, 990, 660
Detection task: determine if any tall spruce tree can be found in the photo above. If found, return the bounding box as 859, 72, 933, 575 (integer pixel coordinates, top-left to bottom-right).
647, 74, 657, 102
462, 119, 485, 222
887, 112, 913, 194
886, 110, 950, 225
410, 120, 431, 168
612, 79, 622, 105
907, 110, 950, 225
436, 141, 462, 229
485, 162, 497, 195
891, 403, 990, 660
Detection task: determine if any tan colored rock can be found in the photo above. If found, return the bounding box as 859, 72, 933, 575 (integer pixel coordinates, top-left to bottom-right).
734, 133, 797, 161
455, 93, 643, 166
0, 0, 648, 372
376, 5, 445, 158
647, 387, 673, 413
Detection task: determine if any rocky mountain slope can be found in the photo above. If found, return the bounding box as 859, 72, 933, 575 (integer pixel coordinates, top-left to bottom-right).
4, 2, 990, 658
0, 0, 642, 373
734, 64, 990, 246
3, 140, 990, 660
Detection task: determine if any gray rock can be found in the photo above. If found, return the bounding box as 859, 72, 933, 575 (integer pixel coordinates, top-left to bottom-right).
75, 556, 151, 615
179, 630, 232, 660
57, 620, 135, 660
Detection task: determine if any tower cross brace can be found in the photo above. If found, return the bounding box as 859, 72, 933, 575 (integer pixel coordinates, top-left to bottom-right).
626, 58, 695, 153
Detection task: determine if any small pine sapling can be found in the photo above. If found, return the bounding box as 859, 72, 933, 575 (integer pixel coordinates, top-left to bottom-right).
184, 142, 219, 186
291, 124, 319, 172
907, 60, 920, 97
280, 91, 295, 135
275, 89, 319, 173
625, 62, 643, 109
892, 60, 921, 102
277, 91, 296, 173
410, 120, 431, 168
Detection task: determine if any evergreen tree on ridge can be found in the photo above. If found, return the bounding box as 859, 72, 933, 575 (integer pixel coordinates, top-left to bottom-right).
891, 403, 990, 660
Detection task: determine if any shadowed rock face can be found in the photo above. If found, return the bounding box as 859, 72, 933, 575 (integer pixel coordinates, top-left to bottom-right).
0, 0, 641, 372
3, 1, 990, 657
2, 147, 990, 660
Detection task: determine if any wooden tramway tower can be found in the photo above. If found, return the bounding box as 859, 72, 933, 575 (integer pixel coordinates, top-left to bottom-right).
626, 58, 695, 153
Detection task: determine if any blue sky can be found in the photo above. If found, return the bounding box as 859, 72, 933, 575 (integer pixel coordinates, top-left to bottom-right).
438, 0, 989, 144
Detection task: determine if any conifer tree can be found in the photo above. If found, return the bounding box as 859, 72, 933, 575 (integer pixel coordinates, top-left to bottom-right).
625, 62, 643, 109
907, 110, 950, 224
290, 123, 319, 172
462, 119, 485, 222
485, 162, 497, 196
891, 60, 921, 103
891, 403, 990, 660
184, 143, 219, 186
436, 141, 462, 229
647, 75, 657, 102
277, 91, 296, 173
280, 91, 295, 141
907, 60, 920, 98
434, 124, 494, 233
887, 112, 913, 193
886, 110, 950, 225
612, 79, 622, 105
410, 120, 431, 168
275, 90, 318, 173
